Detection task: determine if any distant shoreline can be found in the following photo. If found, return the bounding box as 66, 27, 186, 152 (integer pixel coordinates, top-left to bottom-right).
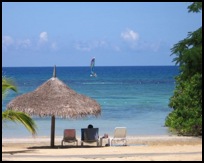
2, 65, 179, 68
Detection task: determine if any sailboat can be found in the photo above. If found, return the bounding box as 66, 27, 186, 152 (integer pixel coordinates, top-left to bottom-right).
90, 57, 97, 77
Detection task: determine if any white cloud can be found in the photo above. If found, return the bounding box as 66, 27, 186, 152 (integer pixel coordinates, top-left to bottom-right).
74, 40, 109, 52
74, 41, 91, 51
16, 39, 31, 48
120, 29, 164, 52
3, 32, 60, 52
121, 29, 139, 42
51, 42, 58, 50
112, 45, 121, 52
136, 40, 163, 52
2, 36, 14, 47
39, 32, 48, 43
3, 36, 32, 51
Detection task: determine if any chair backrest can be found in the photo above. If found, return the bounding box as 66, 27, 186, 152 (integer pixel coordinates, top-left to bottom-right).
63, 129, 76, 141
81, 128, 99, 141
113, 127, 127, 138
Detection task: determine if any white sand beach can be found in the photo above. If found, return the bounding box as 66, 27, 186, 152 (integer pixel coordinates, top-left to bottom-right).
2, 135, 202, 161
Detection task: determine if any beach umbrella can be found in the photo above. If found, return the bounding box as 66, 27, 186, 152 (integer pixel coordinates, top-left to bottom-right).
6, 65, 101, 147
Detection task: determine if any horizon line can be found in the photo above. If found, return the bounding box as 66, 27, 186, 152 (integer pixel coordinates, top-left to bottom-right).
2, 65, 177, 68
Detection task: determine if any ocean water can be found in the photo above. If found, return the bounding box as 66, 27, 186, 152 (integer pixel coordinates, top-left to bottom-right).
2, 66, 179, 138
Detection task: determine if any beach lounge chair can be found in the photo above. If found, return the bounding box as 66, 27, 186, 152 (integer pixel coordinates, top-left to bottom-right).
110, 127, 127, 146
81, 128, 99, 146
61, 129, 78, 146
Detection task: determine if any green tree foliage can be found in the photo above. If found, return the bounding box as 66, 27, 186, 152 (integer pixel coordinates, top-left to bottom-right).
165, 2, 202, 136
187, 2, 202, 13
2, 76, 37, 136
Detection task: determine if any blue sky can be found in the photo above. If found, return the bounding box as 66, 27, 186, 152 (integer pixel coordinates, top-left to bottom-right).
2, 2, 202, 67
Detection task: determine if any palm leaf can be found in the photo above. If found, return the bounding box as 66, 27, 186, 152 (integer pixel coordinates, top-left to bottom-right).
2, 110, 37, 136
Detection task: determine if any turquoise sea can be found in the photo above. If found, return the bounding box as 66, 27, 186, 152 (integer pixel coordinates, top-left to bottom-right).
2, 66, 179, 138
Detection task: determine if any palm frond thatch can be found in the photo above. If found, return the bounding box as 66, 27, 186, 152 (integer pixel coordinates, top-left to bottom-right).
7, 77, 101, 118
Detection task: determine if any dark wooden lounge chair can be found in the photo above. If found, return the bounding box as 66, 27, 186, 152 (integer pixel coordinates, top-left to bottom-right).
81, 128, 99, 146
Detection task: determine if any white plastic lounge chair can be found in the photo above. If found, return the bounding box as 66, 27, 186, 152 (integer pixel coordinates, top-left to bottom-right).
61, 129, 78, 146
81, 128, 99, 146
110, 127, 127, 146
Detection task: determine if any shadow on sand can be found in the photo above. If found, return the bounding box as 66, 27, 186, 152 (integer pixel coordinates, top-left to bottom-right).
28, 145, 106, 149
